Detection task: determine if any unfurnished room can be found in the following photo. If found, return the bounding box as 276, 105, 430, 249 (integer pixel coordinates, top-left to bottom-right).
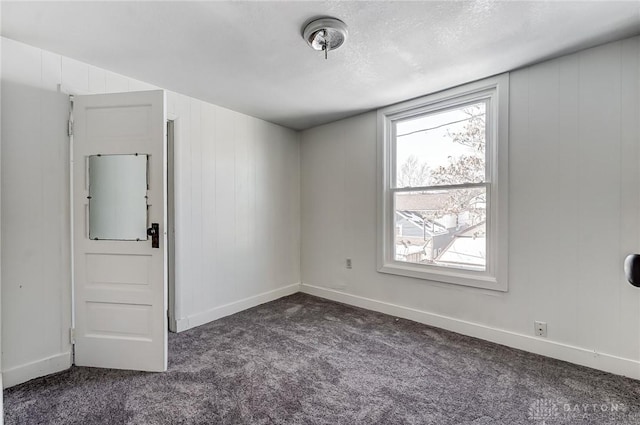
1, 1, 640, 424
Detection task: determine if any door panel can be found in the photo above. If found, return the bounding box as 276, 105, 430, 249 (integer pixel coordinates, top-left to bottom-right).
73, 90, 167, 372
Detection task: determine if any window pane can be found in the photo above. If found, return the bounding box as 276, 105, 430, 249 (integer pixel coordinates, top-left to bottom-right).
89, 154, 148, 241
394, 187, 486, 271
395, 102, 486, 188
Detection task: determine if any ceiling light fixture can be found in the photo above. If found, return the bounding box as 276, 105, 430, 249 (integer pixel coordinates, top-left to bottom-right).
302, 17, 348, 60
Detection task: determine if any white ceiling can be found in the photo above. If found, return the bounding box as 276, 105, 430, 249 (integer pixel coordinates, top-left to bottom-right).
2, 1, 640, 130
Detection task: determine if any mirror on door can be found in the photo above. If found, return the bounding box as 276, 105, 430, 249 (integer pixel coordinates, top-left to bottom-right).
88, 154, 148, 240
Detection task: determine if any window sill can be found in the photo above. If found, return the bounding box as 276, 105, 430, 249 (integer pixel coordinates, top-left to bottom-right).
377, 262, 507, 292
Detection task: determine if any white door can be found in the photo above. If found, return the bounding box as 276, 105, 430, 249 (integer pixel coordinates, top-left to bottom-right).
72, 90, 167, 371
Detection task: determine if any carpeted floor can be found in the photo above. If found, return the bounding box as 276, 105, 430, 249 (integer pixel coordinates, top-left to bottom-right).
4, 293, 640, 424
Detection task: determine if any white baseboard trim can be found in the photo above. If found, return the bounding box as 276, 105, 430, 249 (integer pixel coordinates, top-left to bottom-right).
0, 373, 3, 425
300, 283, 640, 380
0, 373, 4, 425
175, 283, 301, 332
169, 317, 179, 333
2, 352, 72, 389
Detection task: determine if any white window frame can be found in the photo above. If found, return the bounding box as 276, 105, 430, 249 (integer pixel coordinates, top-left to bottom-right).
377, 74, 509, 291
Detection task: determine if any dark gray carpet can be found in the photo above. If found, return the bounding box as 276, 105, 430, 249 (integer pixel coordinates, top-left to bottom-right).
4, 293, 640, 424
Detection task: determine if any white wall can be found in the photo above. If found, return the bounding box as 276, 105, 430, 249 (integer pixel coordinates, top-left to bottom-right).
1, 37, 72, 388
301, 36, 640, 379
0, 37, 300, 387
167, 86, 301, 332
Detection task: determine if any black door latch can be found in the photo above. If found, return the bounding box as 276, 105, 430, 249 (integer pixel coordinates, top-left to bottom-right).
625, 254, 640, 287
147, 223, 159, 248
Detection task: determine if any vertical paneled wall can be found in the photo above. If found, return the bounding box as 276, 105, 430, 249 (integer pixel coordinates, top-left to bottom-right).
1, 38, 74, 386
301, 36, 640, 377
0, 37, 301, 387
167, 92, 300, 330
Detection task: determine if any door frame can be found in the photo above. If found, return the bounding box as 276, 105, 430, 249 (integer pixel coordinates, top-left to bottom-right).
167, 118, 177, 333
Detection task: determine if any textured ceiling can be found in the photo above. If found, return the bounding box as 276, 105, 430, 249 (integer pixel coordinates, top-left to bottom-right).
2, 1, 640, 130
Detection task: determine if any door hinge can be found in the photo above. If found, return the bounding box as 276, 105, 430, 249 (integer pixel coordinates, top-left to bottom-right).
69, 327, 76, 345
68, 119, 74, 137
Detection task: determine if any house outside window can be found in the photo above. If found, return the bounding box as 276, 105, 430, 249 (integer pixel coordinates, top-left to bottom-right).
377, 74, 509, 291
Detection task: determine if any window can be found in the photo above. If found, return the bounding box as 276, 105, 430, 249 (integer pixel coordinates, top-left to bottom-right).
377, 74, 509, 291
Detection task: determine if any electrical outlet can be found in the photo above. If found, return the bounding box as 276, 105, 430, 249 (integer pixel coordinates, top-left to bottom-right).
534, 321, 547, 337
346, 258, 352, 269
